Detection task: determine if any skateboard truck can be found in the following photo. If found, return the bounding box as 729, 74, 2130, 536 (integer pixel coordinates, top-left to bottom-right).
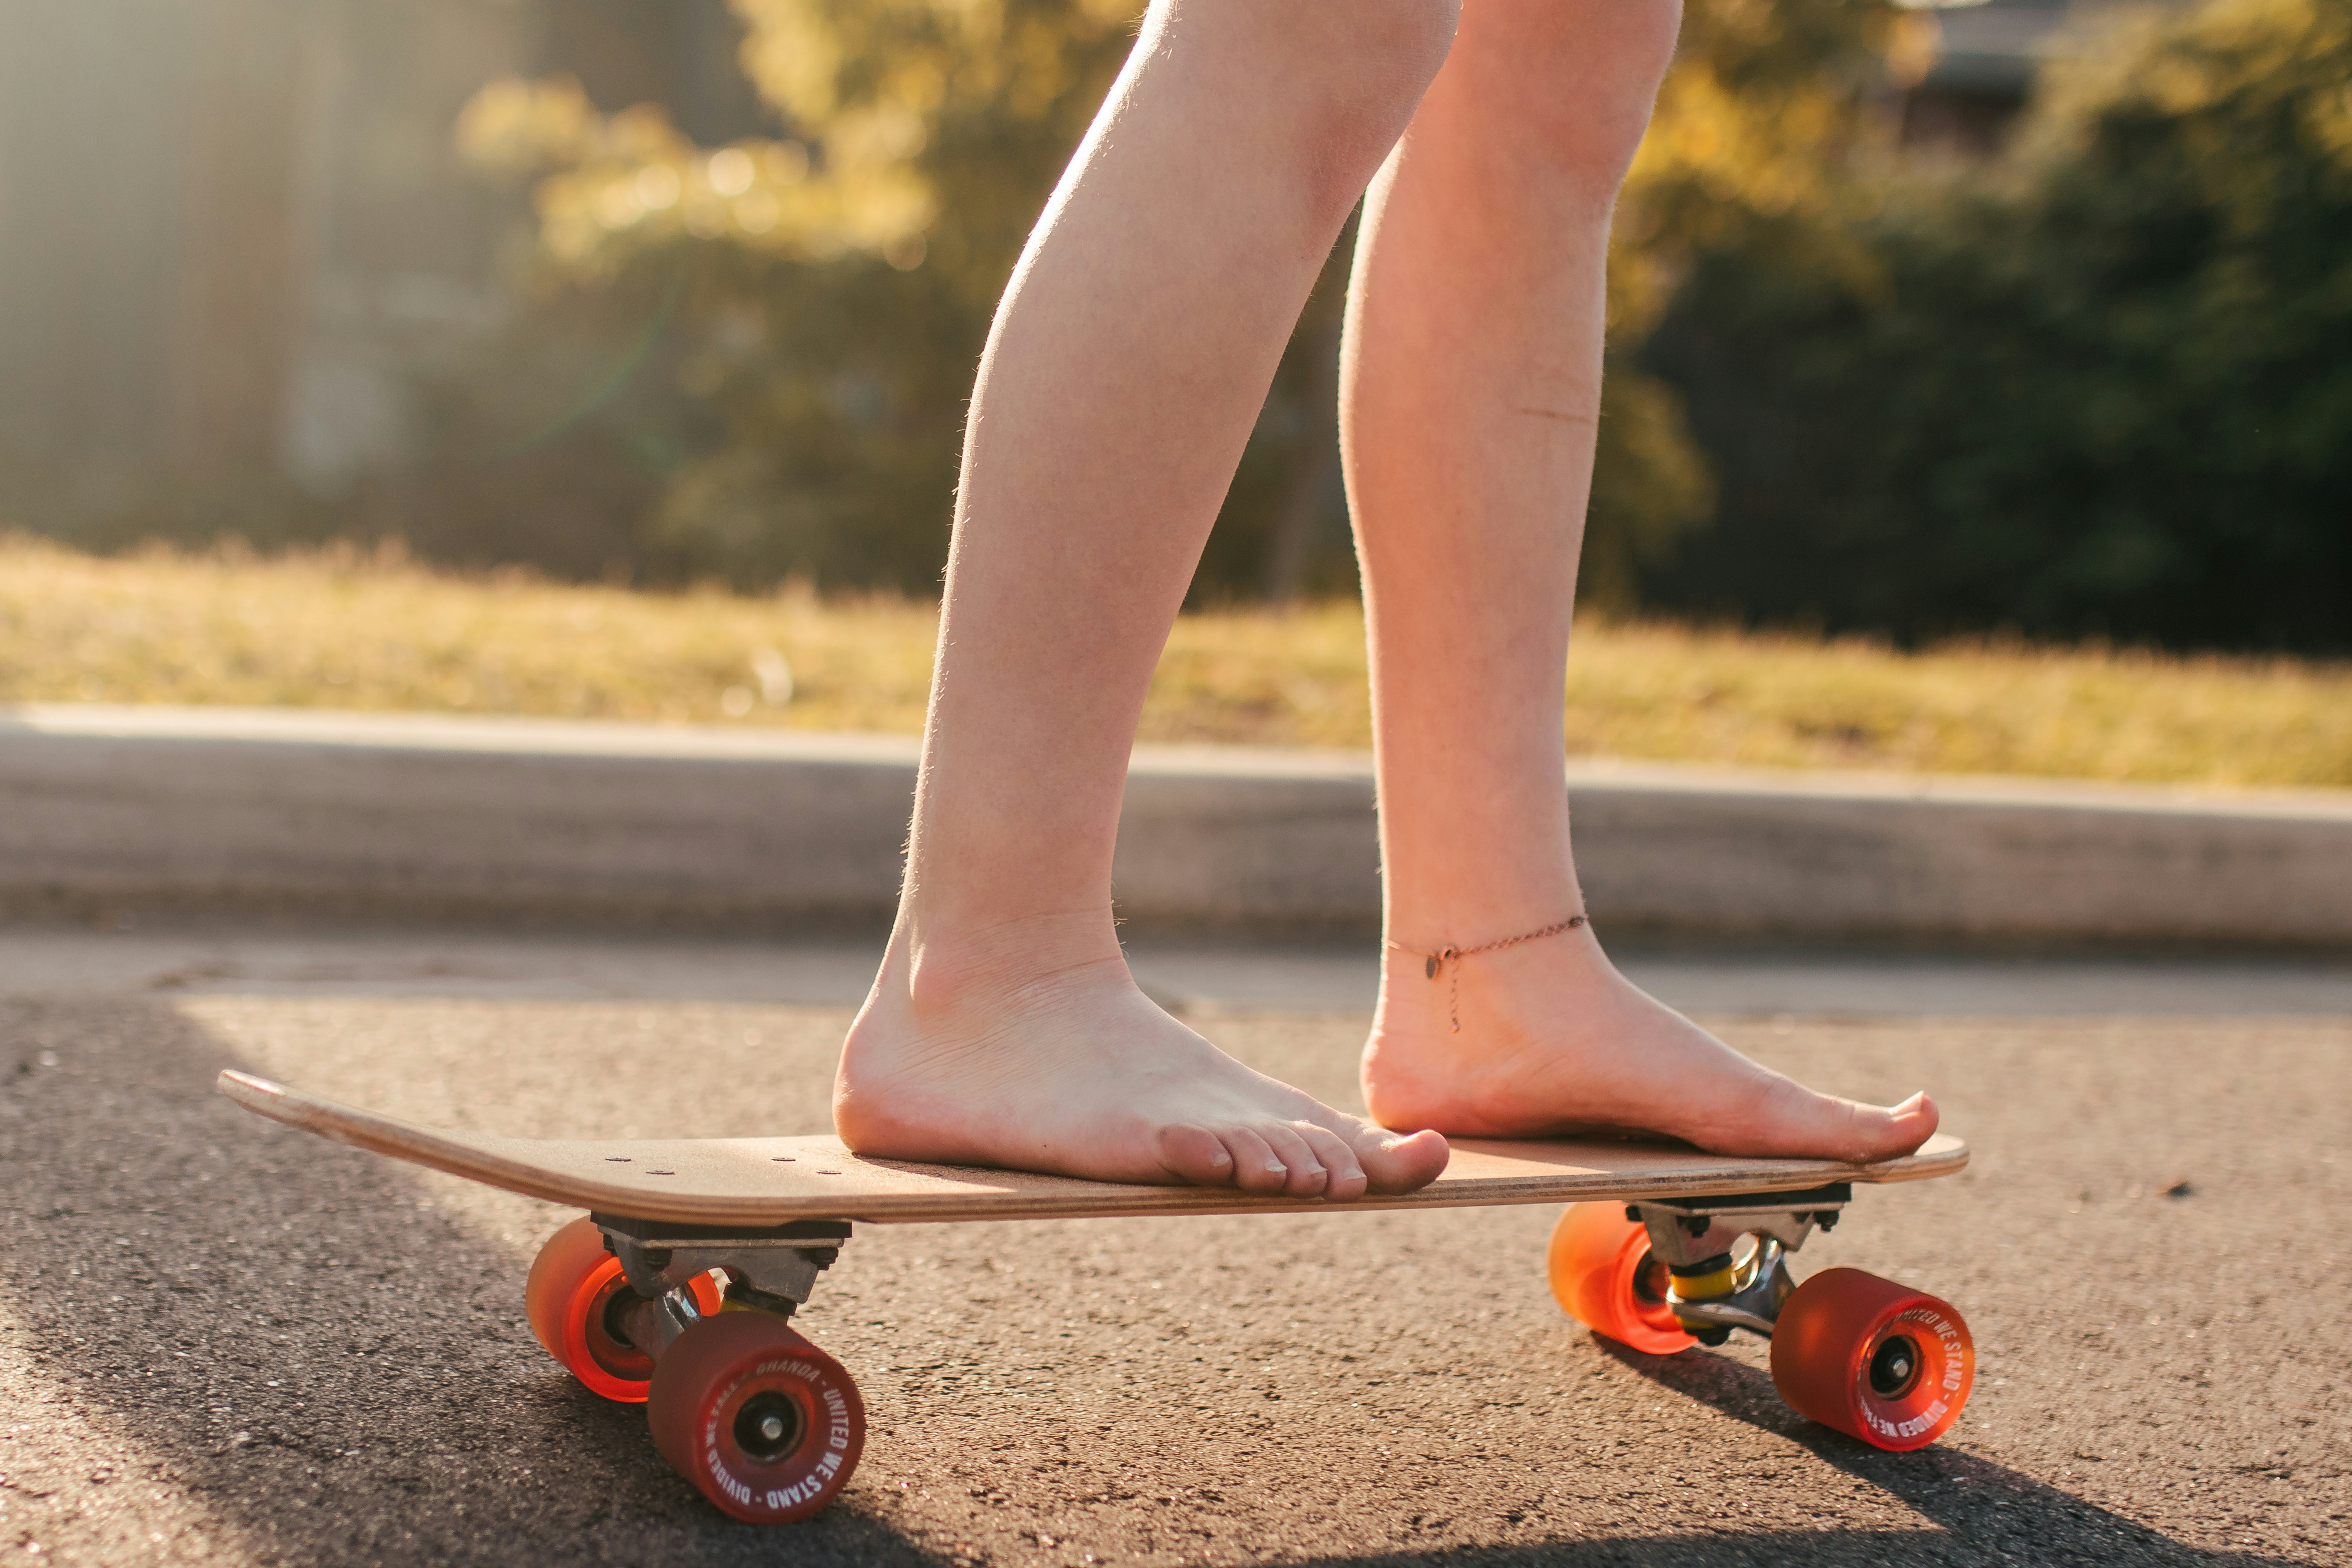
1626, 1184, 1849, 1345
592, 1214, 852, 1347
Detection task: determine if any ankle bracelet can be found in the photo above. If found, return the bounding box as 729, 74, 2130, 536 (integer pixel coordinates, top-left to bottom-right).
1386, 913, 1590, 1033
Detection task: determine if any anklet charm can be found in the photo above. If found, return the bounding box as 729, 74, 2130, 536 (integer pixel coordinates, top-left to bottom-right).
1387, 914, 1589, 1032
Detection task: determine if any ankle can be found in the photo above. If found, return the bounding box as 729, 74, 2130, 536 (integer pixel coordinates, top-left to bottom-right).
1380, 893, 1596, 969
883, 907, 1130, 1020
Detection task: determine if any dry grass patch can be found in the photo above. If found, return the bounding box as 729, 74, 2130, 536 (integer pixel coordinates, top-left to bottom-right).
2, 537, 2346, 788
0, 538, 939, 733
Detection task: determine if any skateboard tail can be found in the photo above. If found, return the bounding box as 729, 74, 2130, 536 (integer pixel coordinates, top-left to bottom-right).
213, 1069, 706, 1217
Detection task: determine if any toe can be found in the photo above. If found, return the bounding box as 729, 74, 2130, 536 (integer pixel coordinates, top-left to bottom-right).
1812, 1087, 1938, 1162
1354, 1126, 1449, 1194
1297, 1123, 1366, 1201
1876, 1090, 1939, 1155
1155, 1123, 1238, 1187
1257, 1123, 1329, 1198
1219, 1126, 1292, 1195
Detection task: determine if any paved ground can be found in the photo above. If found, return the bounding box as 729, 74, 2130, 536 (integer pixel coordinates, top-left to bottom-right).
1, 924, 2347, 1566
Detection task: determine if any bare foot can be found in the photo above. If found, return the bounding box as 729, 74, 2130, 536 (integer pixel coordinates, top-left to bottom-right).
837, 923, 1449, 1199
1361, 925, 1937, 1162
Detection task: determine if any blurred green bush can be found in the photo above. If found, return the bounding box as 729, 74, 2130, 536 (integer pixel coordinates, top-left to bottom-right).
420, 0, 1136, 591
435, 0, 1712, 605
1637, 0, 2352, 652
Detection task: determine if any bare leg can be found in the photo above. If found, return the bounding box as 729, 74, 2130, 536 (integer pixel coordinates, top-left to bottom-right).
1351, 0, 1936, 1161
835, 0, 1457, 1197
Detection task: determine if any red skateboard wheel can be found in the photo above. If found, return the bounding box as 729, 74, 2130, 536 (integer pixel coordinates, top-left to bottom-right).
1770, 1267, 1973, 1450
523, 1216, 720, 1403
1547, 1202, 1695, 1355
646, 1313, 867, 1523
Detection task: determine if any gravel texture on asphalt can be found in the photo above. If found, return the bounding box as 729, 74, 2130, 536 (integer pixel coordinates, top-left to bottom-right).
0, 985, 2345, 1566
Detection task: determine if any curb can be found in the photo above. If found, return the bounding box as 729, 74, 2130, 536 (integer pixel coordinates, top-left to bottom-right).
3, 704, 2349, 949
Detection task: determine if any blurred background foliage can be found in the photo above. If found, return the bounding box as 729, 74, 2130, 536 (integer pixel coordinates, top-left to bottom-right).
434, 0, 1740, 609
7, 0, 2344, 651
1639, 0, 2352, 652
425, 0, 1829, 609
431, 0, 1146, 593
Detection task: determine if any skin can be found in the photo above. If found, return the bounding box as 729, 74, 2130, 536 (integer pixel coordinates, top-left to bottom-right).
835, 0, 1938, 1198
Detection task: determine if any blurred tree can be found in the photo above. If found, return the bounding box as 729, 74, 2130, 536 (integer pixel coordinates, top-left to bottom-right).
1640, 0, 2352, 651
448, 1, 1135, 591
1584, 0, 1901, 609
451, 0, 1724, 602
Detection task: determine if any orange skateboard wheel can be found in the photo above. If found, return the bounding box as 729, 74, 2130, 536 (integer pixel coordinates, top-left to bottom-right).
1770, 1267, 1973, 1450
524, 1216, 720, 1403
646, 1313, 866, 1524
1546, 1202, 1694, 1355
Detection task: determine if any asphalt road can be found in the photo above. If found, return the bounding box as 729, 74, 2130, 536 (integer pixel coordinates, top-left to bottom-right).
1, 927, 2346, 1566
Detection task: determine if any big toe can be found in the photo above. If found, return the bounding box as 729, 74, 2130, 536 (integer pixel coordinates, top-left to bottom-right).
1355, 1126, 1449, 1194
1829, 1090, 1938, 1162
1874, 1090, 1939, 1156
1155, 1123, 1239, 1186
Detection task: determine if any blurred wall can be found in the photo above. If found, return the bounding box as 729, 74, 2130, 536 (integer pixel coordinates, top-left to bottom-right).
0, 0, 760, 521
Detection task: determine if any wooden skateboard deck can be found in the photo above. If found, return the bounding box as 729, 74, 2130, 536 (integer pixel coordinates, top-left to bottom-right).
217, 1069, 1968, 1226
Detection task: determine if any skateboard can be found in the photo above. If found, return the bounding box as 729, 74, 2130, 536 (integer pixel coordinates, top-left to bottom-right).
218, 1070, 1976, 1524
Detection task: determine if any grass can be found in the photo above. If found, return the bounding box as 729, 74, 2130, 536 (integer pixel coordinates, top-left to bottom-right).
3, 535, 2348, 789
